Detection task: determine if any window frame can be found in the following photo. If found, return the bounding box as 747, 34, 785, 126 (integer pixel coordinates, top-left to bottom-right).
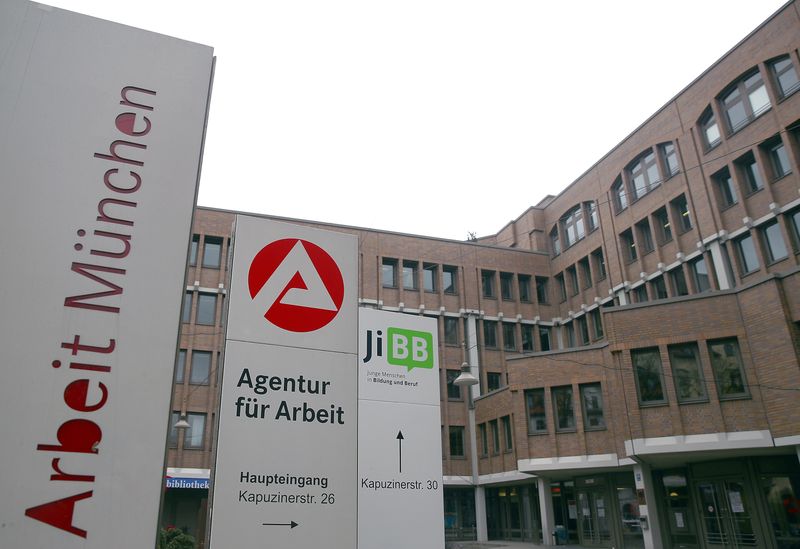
501, 415, 513, 451
769, 55, 800, 99
196, 292, 217, 326
423, 263, 437, 292
381, 258, 398, 288
181, 291, 193, 324
202, 236, 223, 269
500, 272, 514, 301
735, 151, 764, 194
483, 320, 498, 349
444, 316, 459, 347
579, 383, 606, 431
525, 388, 547, 434
713, 166, 738, 208
518, 274, 531, 302
535, 276, 549, 304
707, 337, 750, 400
735, 232, 760, 276
699, 107, 721, 150
442, 265, 458, 295
189, 350, 212, 385
591, 248, 607, 281
551, 385, 576, 433
612, 176, 628, 213
560, 205, 586, 248
402, 260, 419, 290
481, 270, 496, 298
671, 195, 693, 233
719, 69, 771, 134
659, 142, 680, 178
175, 349, 187, 384
654, 207, 673, 244
632, 347, 668, 406
690, 256, 711, 292
627, 149, 662, 201
502, 322, 516, 352
449, 425, 466, 458
521, 324, 535, 352
761, 219, 788, 264
446, 369, 462, 400
620, 229, 637, 263
183, 412, 207, 449
667, 342, 708, 403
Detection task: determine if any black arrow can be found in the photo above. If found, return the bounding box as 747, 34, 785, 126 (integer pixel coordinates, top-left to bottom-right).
262, 521, 298, 529
397, 430, 404, 473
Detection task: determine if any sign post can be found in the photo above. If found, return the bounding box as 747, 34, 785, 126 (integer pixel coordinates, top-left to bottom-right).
209, 215, 358, 548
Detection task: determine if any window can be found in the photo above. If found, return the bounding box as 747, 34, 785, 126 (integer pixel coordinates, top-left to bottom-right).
518, 275, 531, 302
202, 236, 222, 268
652, 276, 668, 300
564, 321, 575, 348
382, 258, 397, 287
667, 343, 707, 403
713, 166, 738, 208
539, 327, 552, 352
555, 273, 567, 302
612, 176, 628, 213
621, 229, 637, 263
442, 265, 458, 294
449, 426, 465, 457
402, 260, 418, 290
659, 142, 680, 177
788, 209, 800, 251
590, 308, 604, 339
479, 424, 488, 456
707, 338, 749, 399
490, 420, 500, 454
765, 138, 792, 179
720, 70, 771, 133
550, 227, 561, 256
183, 412, 206, 449
196, 293, 217, 325
632, 347, 667, 405
580, 383, 605, 430
654, 207, 672, 244
566, 265, 579, 296
633, 284, 649, 303
501, 416, 513, 451
735, 232, 760, 275
561, 206, 586, 247
671, 194, 692, 232
190, 351, 212, 385
446, 370, 462, 400
500, 272, 514, 300
189, 234, 199, 266
487, 372, 502, 392
444, 317, 459, 346
700, 107, 721, 150
586, 201, 599, 232
761, 220, 788, 263
502, 323, 516, 352
481, 270, 496, 298
525, 388, 547, 434
535, 276, 549, 304
168, 411, 180, 447
690, 256, 711, 292
483, 320, 497, 349
181, 291, 193, 323
521, 324, 534, 351
576, 316, 590, 346
579, 257, 592, 289
423, 263, 437, 292
736, 152, 764, 194
670, 267, 689, 296
552, 386, 576, 432
636, 219, 654, 254
175, 349, 187, 384
628, 149, 661, 200
591, 248, 606, 281
769, 55, 800, 99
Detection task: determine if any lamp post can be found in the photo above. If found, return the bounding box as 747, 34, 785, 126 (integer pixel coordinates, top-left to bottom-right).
454, 362, 487, 541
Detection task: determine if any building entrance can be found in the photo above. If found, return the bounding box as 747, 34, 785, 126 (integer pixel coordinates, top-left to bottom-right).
694, 479, 759, 548
487, 486, 525, 540
577, 486, 613, 546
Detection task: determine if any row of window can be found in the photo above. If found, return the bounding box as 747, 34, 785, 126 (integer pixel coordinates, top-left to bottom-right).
524, 383, 605, 435
189, 234, 225, 269
700, 55, 798, 151
182, 290, 220, 325
479, 270, 548, 304
619, 194, 692, 264
175, 349, 216, 385
626, 256, 710, 305
611, 142, 681, 215
632, 337, 749, 406
731, 217, 792, 277
478, 416, 513, 456
553, 248, 606, 301
382, 258, 458, 294
168, 411, 207, 449
445, 369, 506, 400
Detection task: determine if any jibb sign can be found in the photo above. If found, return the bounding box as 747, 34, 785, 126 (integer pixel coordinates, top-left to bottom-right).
0, 2, 213, 548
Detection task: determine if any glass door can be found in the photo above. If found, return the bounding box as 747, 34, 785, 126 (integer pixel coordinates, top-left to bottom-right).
696, 480, 758, 547
578, 488, 613, 546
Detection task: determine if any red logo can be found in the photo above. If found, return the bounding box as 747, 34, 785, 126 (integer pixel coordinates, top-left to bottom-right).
247, 239, 344, 332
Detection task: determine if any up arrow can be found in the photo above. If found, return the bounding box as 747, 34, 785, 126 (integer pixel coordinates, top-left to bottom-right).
397, 431, 404, 473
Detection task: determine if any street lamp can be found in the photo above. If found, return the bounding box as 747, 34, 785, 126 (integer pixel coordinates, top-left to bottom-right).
454, 362, 479, 394
174, 415, 190, 430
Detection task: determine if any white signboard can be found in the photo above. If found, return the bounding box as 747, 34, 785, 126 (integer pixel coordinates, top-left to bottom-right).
0, 2, 213, 548
358, 309, 445, 549
210, 216, 358, 548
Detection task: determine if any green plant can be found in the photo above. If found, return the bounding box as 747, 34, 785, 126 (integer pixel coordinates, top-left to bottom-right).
157, 527, 196, 549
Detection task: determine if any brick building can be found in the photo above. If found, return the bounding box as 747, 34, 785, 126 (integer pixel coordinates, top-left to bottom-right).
162, 3, 800, 548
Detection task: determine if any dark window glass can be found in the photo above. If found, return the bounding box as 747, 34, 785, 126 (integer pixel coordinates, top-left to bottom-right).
175, 349, 186, 384
632, 348, 667, 405
442, 265, 458, 294
613, 177, 628, 213
667, 343, 707, 402
196, 293, 217, 325
483, 320, 497, 349
654, 207, 673, 244
182, 291, 193, 323
636, 219, 654, 254
592, 248, 607, 281
672, 195, 692, 232
487, 372, 502, 392
189, 235, 199, 266
579, 258, 592, 289
502, 323, 516, 352
652, 276, 668, 300
633, 284, 649, 303
762, 220, 788, 263
490, 420, 500, 454
736, 152, 764, 194
713, 167, 738, 208
621, 229, 637, 262
670, 268, 689, 296
481, 270, 496, 298
564, 322, 575, 348
518, 275, 531, 302
539, 327, 551, 352
190, 351, 212, 385
707, 338, 749, 399
788, 209, 800, 251
449, 426, 465, 457
479, 424, 488, 456
423, 263, 437, 292
526, 388, 547, 434
555, 274, 567, 302
691, 257, 711, 292
567, 265, 579, 296
736, 233, 760, 275
580, 383, 605, 430
586, 201, 599, 231
577, 316, 590, 345
446, 370, 462, 400
550, 227, 561, 256
522, 324, 535, 351
202, 237, 222, 268
500, 272, 514, 301
168, 411, 180, 447
402, 260, 418, 290
552, 386, 576, 432
444, 317, 459, 346
502, 416, 513, 451
535, 277, 549, 304
590, 309, 604, 339
382, 258, 397, 287
767, 139, 792, 179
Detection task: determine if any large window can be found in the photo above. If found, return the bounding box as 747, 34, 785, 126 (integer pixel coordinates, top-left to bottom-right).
670, 267, 689, 296
483, 320, 497, 349
580, 383, 605, 430
449, 426, 465, 457
566, 265, 579, 296
690, 256, 711, 292
175, 349, 187, 384
561, 206, 586, 247
446, 370, 462, 400
196, 292, 217, 325
628, 149, 661, 200
525, 388, 547, 434
539, 327, 551, 352
579, 257, 592, 289
577, 316, 590, 346
667, 343, 707, 403
632, 348, 667, 405
764, 137, 792, 179
189, 234, 199, 266
590, 308, 604, 339
707, 338, 749, 399
761, 220, 788, 264
720, 70, 771, 133
586, 201, 599, 232
550, 227, 561, 256
713, 166, 738, 208
182, 291, 193, 323
621, 229, 637, 263
481, 270, 496, 298
502, 416, 513, 451
500, 272, 514, 301
552, 386, 576, 432
592, 248, 606, 281
555, 273, 567, 302
654, 207, 673, 244
442, 265, 458, 294
612, 177, 628, 213
735, 232, 760, 275
402, 260, 418, 290
735, 152, 764, 194
382, 258, 397, 287
671, 194, 692, 232
183, 412, 206, 449
652, 276, 668, 300
202, 236, 223, 268
423, 263, 437, 292
535, 276, 549, 304
521, 324, 534, 352
769, 55, 800, 99
699, 107, 721, 150
490, 420, 500, 454
659, 142, 680, 177
518, 275, 531, 302
636, 219, 654, 254
788, 209, 800, 252
487, 372, 502, 392
502, 323, 516, 352
444, 317, 459, 346
190, 350, 212, 385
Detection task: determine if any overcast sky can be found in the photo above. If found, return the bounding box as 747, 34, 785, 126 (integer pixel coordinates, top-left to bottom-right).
48, 0, 788, 240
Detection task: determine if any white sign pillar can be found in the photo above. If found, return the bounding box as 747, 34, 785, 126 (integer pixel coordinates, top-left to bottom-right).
209, 216, 358, 549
